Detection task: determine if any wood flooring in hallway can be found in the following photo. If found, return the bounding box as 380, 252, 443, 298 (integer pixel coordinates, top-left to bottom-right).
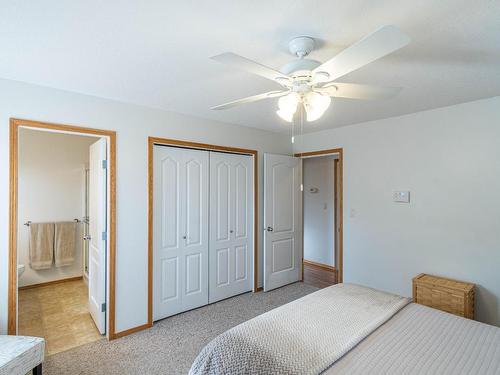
303, 262, 337, 289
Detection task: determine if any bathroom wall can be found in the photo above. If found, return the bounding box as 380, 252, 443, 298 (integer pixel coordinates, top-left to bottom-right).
303, 156, 336, 266
17, 128, 97, 287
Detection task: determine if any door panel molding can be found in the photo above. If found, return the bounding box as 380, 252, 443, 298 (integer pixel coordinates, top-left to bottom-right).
235, 163, 248, 239
160, 156, 179, 249
235, 245, 247, 281
161, 257, 178, 301
215, 161, 230, 242
8, 118, 117, 339
272, 162, 295, 233
148, 137, 258, 327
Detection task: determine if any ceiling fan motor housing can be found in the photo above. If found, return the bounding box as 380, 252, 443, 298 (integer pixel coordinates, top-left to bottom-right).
281, 36, 324, 83
288, 36, 315, 58
281, 59, 321, 82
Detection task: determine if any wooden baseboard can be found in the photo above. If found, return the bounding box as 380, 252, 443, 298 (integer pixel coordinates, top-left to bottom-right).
112, 323, 151, 340
18, 276, 83, 290
303, 259, 336, 273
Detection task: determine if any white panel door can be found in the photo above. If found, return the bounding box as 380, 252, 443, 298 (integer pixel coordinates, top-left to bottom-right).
88, 138, 107, 334
263, 153, 302, 292
209, 152, 253, 303
153, 146, 209, 321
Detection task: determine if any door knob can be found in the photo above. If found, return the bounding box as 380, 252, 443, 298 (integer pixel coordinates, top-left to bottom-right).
266, 227, 273, 232
83, 235, 91, 241
230, 230, 234, 233
182, 235, 187, 239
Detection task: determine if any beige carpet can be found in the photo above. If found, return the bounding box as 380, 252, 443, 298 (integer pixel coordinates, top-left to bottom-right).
45, 282, 318, 374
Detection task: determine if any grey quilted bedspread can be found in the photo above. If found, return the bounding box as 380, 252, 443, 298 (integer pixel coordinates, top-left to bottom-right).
326, 302, 500, 375
189, 283, 410, 375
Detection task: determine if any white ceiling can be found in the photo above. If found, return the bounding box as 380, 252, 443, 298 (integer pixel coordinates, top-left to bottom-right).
1, 0, 499, 133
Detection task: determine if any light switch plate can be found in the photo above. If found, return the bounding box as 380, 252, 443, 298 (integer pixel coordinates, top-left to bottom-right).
393, 191, 410, 203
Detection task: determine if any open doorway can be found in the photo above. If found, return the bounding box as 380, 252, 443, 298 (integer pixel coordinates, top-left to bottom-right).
262, 149, 343, 292
8, 119, 116, 354
301, 154, 340, 288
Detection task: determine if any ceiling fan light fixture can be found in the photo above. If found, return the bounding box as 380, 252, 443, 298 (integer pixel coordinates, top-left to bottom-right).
276, 93, 299, 122
304, 92, 331, 122
276, 108, 294, 122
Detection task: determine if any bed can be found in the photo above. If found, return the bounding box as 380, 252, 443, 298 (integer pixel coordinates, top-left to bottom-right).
190, 284, 500, 375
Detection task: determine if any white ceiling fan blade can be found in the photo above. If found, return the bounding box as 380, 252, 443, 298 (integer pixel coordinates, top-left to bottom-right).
211, 90, 289, 110
211, 52, 292, 86
316, 82, 402, 100
312, 25, 410, 83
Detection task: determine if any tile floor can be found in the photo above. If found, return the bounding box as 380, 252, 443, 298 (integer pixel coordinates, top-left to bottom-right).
18, 279, 103, 355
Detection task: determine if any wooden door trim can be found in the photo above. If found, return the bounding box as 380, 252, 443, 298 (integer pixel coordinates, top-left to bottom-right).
333, 158, 340, 281
8, 118, 117, 339
148, 137, 259, 326
295, 148, 344, 283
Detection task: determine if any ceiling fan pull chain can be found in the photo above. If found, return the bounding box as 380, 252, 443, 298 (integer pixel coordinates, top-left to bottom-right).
301, 106, 303, 148
300, 105, 304, 150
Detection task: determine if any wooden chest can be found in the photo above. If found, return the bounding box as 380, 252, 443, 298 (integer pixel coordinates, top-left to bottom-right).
412, 273, 475, 319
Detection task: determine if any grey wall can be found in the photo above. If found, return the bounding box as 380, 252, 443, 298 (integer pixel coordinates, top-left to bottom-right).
295, 96, 500, 326
0, 78, 292, 334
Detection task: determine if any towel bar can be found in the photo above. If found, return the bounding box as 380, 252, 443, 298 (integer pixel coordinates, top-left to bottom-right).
24, 219, 81, 226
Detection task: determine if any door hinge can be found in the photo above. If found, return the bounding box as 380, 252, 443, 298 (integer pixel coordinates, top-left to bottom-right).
102, 159, 107, 169
102, 231, 107, 241
101, 303, 106, 312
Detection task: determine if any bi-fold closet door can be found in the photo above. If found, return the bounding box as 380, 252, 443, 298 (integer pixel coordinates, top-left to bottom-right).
153, 146, 209, 321
209, 152, 253, 304
153, 145, 253, 321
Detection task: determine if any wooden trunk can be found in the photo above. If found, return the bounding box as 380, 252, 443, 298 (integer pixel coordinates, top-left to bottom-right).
412, 273, 475, 319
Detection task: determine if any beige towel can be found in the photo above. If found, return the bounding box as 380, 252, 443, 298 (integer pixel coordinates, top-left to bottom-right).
54, 221, 77, 267
29, 223, 54, 270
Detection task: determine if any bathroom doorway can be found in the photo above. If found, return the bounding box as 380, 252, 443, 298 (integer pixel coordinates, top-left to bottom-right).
8, 119, 117, 353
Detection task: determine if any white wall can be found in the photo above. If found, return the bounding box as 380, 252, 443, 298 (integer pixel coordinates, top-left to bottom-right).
295, 96, 500, 327
17, 129, 96, 287
303, 156, 335, 266
0, 78, 292, 334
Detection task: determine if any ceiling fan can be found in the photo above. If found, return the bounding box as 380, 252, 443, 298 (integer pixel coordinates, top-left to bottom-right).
211, 25, 410, 123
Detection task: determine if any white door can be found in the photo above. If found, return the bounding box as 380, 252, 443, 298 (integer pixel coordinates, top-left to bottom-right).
153, 146, 209, 321
209, 152, 253, 303
263, 153, 302, 292
88, 138, 107, 334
